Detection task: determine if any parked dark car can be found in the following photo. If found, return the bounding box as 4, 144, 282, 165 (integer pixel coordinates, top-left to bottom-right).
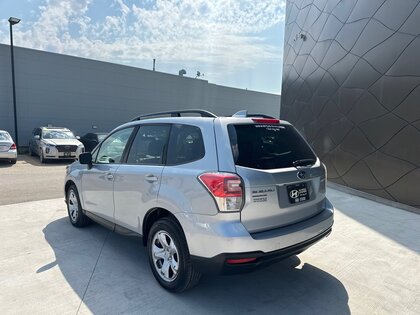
79, 132, 108, 152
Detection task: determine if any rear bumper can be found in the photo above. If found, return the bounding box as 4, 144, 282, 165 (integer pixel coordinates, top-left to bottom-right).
175, 198, 334, 274
0, 150, 17, 159
191, 226, 332, 275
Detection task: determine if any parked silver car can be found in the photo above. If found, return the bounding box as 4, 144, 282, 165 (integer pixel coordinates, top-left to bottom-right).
29, 127, 84, 163
0, 130, 17, 164
64, 110, 334, 292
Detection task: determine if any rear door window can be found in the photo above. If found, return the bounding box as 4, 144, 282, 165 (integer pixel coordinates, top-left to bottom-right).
167, 124, 205, 165
228, 124, 316, 170
126, 125, 170, 165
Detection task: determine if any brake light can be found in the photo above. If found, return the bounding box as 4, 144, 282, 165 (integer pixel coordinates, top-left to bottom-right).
198, 173, 243, 212
10, 143, 16, 150
252, 118, 280, 124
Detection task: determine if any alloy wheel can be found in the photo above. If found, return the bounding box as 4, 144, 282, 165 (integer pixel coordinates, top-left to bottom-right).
151, 230, 179, 282
68, 189, 79, 222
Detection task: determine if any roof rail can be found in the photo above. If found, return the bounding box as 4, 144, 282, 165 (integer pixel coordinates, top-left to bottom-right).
131, 109, 217, 121
232, 110, 276, 119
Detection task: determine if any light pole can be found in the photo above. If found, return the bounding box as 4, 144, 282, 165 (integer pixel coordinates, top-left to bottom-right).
9, 17, 20, 148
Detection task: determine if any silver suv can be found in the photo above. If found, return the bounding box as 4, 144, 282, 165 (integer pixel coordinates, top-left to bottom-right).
64, 110, 334, 292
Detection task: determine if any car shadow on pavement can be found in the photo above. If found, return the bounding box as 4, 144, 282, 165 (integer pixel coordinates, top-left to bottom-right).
20, 154, 74, 166
42, 217, 350, 315
0, 160, 14, 168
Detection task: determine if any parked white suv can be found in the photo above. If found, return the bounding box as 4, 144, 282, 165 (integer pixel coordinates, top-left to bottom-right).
29, 126, 84, 163
64, 110, 334, 292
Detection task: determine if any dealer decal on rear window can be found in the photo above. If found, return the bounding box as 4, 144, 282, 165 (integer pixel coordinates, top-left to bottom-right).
254, 125, 285, 131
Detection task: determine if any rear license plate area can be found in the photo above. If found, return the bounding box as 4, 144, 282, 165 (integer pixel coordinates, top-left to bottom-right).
287, 183, 309, 204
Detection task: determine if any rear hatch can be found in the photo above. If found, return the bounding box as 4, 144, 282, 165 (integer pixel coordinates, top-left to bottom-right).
227, 122, 326, 233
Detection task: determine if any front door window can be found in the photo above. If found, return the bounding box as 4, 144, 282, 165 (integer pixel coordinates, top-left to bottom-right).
96, 128, 134, 164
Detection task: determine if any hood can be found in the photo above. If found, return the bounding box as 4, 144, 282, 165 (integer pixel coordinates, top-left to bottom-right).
42, 139, 83, 146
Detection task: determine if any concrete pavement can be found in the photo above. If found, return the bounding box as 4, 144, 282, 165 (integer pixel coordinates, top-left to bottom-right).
0, 155, 68, 205
0, 189, 419, 314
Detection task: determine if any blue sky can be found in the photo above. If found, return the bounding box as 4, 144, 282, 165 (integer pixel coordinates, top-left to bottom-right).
0, 0, 285, 94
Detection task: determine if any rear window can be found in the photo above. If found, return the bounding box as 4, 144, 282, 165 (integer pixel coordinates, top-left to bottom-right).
0, 132, 11, 141
228, 124, 316, 170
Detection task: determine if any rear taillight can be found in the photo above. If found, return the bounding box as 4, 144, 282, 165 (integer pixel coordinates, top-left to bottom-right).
252, 118, 280, 124
198, 172, 243, 212
10, 143, 16, 150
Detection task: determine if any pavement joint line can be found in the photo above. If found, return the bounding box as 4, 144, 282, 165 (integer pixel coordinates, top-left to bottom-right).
75, 229, 111, 315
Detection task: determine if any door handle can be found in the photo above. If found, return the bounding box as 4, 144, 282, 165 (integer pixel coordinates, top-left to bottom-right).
145, 174, 158, 183
106, 173, 114, 180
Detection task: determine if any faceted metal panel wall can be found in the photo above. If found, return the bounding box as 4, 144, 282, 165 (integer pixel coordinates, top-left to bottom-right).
282, 0, 420, 208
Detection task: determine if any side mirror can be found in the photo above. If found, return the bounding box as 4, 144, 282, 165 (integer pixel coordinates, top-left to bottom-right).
79, 152, 92, 165
76, 136, 81, 140
34, 135, 40, 140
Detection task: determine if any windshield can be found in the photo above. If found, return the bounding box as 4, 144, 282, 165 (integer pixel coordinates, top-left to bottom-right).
0, 132, 11, 141
228, 124, 316, 170
42, 130, 76, 140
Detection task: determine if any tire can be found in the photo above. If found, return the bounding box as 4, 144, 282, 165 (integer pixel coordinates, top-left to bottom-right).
147, 217, 201, 292
40, 151, 46, 163
10, 159, 17, 164
66, 184, 91, 227
28, 146, 33, 156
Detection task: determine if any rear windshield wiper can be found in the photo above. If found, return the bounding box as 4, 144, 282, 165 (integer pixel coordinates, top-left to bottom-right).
293, 158, 316, 168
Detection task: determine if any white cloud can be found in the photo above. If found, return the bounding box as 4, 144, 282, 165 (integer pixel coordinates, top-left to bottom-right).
1, 0, 285, 81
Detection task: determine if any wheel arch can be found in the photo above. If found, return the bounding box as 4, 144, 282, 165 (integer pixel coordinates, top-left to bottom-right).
64, 180, 75, 197
142, 207, 184, 246
64, 180, 82, 204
